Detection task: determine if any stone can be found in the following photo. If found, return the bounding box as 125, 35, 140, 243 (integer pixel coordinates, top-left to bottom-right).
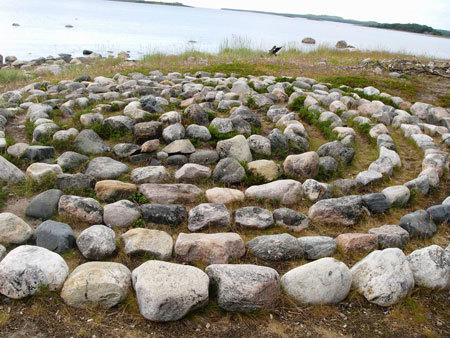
426, 205, 450, 224
368, 224, 410, 249
404, 176, 429, 195
382, 185, 410, 207
281, 258, 352, 305
162, 139, 195, 155
132, 261, 209, 321
94, 180, 137, 202
139, 184, 203, 204
57, 151, 89, 171
212, 158, 245, 184
103, 116, 134, 131
26, 163, 62, 182
122, 229, 173, 260
308, 195, 364, 226
133, 121, 163, 140
297, 236, 336, 260
283, 152, 319, 180
185, 124, 211, 141
76, 224, 116, 260
245, 179, 303, 206
0, 156, 26, 183
80, 113, 103, 127
131, 166, 171, 184
162, 123, 185, 143
335, 233, 378, 253
141, 139, 160, 153
419, 168, 440, 188
210, 118, 233, 134
23, 145, 55, 161
407, 245, 449, 290
398, 210, 436, 238
247, 135, 271, 156
85, 157, 129, 180
362, 193, 390, 214
205, 187, 245, 204
113, 143, 140, 158
422, 153, 448, 177
57, 173, 95, 191
317, 141, 354, 164
184, 104, 209, 126
379, 146, 401, 167
58, 195, 103, 224
233, 207, 273, 229
0, 245, 69, 299
247, 160, 280, 182
34, 220, 75, 254
103, 200, 141, 228
175, 232, 245, 264
355, 170, 383, 186
368, 157, 394, 176
139, 95, 163, 113
61, 262, 131, 309
206, 264, 280, 312
25, 189, 62, 220
351, 248, 414, 306
74, 129, 108, 155
175, 163, 211, 182
410, 102, 432, 119
247, 233, 303, 261
188, 203, 230, 232
141, 204, 187, 226
6, 142, 29, 158
0, 212, 33, 245
319, 156, 339, 175
216, 135, 252, 163
273, 208, 310, 232
0, 245, 5, 261
32, 123, 60, 143
302, 179, 331, 202
268, 128, 288, 152
166, 154, 188, 166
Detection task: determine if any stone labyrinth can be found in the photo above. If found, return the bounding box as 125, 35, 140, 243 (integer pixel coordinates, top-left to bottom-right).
0, 68, 449, 322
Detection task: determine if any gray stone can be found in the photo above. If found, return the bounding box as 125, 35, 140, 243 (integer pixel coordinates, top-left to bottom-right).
85, 157, 129, 180
103, 200, 141, 228
175, 163, 211, 182
247, 233, 303, 261
74, 129, 108, 155
368, 157, 394, 176
268, 128, 288, 152
133, 121, 163, 140
56, 173, 95, 191
368, 224, 410, 249
26, 163, 62, 182
356, 170, 383, 186
319, 156, 338, 175
0, 212, 34, 245
163, 123, 185, 143
206, 264, 280, 312
297, 236, 336, 260
0, 245, 69, 299
35, 220, 75, 254
139, 183, 203, 204
131, 166, 171, 184
351, 248, 414, 306
23, 145, 55, 161
184, 104, 209, 126
76, 224, 116, 260
166, 154, 188, 166
281, 258, 352, 305
122, 229, 173, 260
162, 139, 195, 155
139, 95, 164, 113
25, 189, 63, 220
57, 151, 89, 171
407, 245, 449, 289
273, 208, 310, 232
6, 143, 29, 159
216, 135, 252, 163
248, 135, 271, 156
58, 195, 103, 224
141, 204, 187, 226
132, 261, 209, 321
362, 193, 390, 214
113, 143, 140, 158
404, 176, 430, 195
189, 150, 219, 165
426, 204, 450, 224
0, 245, 5, 261
32, 123, 60, 143
185, 124, 211, 141
308, 195, 364, 226
283, 152, 319, 180
317, 141, 354, 164
103, 116, 134, 131
332, 178, 360, 195
233, 207, 273, 229
302, 179, 331, 202
245, 179, 303, 206
398, 210, 436, 238
213, 158, 245, 184
382, 185, 410, 207
0, 156, 26, 183
188, 203, 230, 232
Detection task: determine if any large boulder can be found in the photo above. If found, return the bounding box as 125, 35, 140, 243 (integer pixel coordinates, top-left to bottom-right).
25, 189, 63, 220
141, 204, 187, 225
407, 245, 450, 289
246, 233, 303, 261
58, 195, 103, 224
188, 203, 230, 232
351, 248, 414, 306
283, 152, 319, 180
317, 141, 354, 164
35, 220, 75, 254
61, 262, 131, 309
245, 179, 303, 206
121, 228, 173, 260
308, 195, 364, 226
103, 200, 141, 228
139, 184, 203, 204
212, 158, 245, 184
76, 224, 116, 260
281, 258, 352, 305
398, 210, 436, 238
74, 129, 108, 155
0, 212, 34, 245
206, 264, 280, 312
132, 261, 209, 321
0, 245, 69, 299
85, 157, 129, 180
216, 135, 252, 163
174, 232, 245, 264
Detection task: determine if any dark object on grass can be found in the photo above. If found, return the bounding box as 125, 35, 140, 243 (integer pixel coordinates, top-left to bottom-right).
83, 50, 93, 55
268, 46, 282, 56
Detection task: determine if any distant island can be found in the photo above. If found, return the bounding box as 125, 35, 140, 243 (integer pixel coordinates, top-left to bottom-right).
222, 8, 450, 37
108, 0, 191, 7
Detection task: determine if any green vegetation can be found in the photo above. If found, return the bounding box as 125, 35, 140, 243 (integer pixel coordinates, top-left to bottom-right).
288, 95, 306, 111
0, 184, 7, 210
369, 23, 444, 36
131, 191, 149, 204
89, 122, 132, 142
208, 125, 239, 141
132, 218, 145, 228
107, 0, 191, 7
0, 69, 30, 84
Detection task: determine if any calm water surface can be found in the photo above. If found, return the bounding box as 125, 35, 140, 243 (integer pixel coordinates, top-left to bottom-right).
1, 0, 449, 60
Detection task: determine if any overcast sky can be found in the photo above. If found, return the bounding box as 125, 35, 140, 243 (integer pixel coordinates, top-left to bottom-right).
181, 0, 450, 30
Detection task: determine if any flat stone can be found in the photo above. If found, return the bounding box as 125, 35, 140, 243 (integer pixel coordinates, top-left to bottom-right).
139, 184, 203, 204
26, 163, 62, 182
76, 224, 116, 260
233, 207, 273, 229
335, 233, 378, 253
103, 200, 141, 228
85, 157, 129, 180
273, 208, 310, 232
23, 145, 55, 161
175, 163, 211, 182
188, 203, 230, 232
162, 139, 195, 155
245, 179, 303, 206
57, 151, 89, 171
356, 170, 383, 186
57, 173, 95, 192
132, 261, 209, 321
131, 166, 171, 184
25, 189, 62, 220
61, 262, 131, 309
206, 264, 280, 312
94, 180, 136, 202
398, 210, 437, 238
141, 204, 187, 226
308, 195, 364, 226
35, 220, 75, 254
205, 187, 245, 204
368, 224, 410, 249
0, 212, 34, 245
174, 232, 245, 264
281, 258, 352, 305
351, 248, 414, 306
247, 233, 303, 261
58, 195, 103, 224
297, 236, 336, 260
122, 229, 173, 260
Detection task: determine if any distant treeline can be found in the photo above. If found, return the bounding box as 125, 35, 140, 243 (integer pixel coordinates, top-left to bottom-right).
222, 8, 450, 37
108, 0, 192, 7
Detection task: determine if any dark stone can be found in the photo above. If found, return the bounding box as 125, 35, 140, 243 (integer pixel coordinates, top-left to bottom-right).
189, 150, 219, 165
246, 233, 303, 261
273, 208, 310, 230
133, 121, 163, 140
56, 173, 95, 191
230, 106, 261, 127
184, 104, 209, 126
297, 236, 336, 260
82, 50, 93, 55
166, 154, 188, 166
398, 210, 437, 239
268, 128, 288, 152
362, 193, 390, 214
35, 220, 75, 253
139, 95, 164, 113
213, 158, 245, 184
317, 141, 355, 164
23, 146, 55, 161
74, 75, 92, 82
426, 205, 450, 225
141, 204, 187, 225
129, 153, 154, 165
26, 189, 63, 220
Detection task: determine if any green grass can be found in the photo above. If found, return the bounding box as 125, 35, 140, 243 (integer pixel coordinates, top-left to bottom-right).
0, 69, 30, 84
0, 184, 8, 210
437, 93, 450, 107
25, 119, 35, 142
288, 96, 306, 111
292, 106, 339, 141
208, 125, 239, 141
89, 122, 133, 142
